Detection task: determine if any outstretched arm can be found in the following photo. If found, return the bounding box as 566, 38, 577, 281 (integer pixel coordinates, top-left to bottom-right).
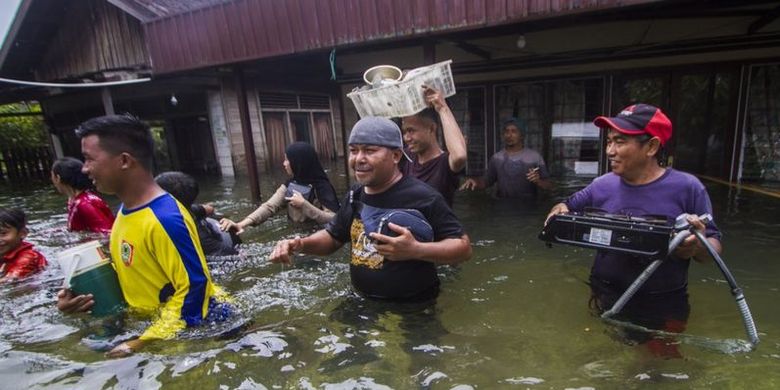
270, 229, 343, 265
461, 153, 499, 191
220, 185, 287, 233
460, 176, 487, 191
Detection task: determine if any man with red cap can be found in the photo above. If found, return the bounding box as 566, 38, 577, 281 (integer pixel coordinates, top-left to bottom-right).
545, 103, 723, 358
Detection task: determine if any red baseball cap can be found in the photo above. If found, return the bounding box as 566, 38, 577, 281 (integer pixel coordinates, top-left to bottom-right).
593, 104, 672, 146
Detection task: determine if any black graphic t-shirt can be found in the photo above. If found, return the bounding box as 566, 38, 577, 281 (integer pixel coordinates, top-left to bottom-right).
326, 175, 464, 301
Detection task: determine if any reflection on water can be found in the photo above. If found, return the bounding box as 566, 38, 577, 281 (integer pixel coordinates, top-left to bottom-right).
1, 165, 779, 389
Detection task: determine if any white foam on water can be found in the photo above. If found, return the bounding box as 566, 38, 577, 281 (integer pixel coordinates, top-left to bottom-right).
661, 373, 690, 380
226, 331, 288, 357
504, 376, 545, 385
320, 377, 393, 390
421, 371, 448, 387
235, 377, 269, 390
313, 334, 352, 355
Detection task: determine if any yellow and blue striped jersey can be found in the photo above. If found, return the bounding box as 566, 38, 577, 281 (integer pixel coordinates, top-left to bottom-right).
110, 192, 222, 341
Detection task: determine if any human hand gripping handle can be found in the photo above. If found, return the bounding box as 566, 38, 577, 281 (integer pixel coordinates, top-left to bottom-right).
56, 288, 94, 314
270, 236, 303, 265
544, 203, 569, 226
285, 191, 305, 208
422, 85, 448, 112
368, 223, 420, 261
672, 214, 708, 260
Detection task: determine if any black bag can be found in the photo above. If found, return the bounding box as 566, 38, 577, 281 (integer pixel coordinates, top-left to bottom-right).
285, 181, 315, 202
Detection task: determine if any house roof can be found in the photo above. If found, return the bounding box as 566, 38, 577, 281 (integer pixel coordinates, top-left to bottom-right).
4, 0, 780, 83
0, 0, 67, 79
108, 0, 234, 21
144, 0, 669, 74
0, 0, 230, 80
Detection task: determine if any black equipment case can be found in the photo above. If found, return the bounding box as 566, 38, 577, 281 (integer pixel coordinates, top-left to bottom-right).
539, 212, 674, 258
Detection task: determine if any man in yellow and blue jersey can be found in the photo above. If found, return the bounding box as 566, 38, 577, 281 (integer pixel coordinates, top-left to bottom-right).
57, 114, 229, 358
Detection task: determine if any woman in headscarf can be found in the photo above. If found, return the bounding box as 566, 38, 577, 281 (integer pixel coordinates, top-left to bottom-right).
51, 157, 115, 233
219, 142, 340, 234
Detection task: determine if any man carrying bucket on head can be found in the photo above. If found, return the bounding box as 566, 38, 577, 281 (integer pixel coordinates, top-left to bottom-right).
270, 117, 472, 302
544, 104, 722, 357
399, 85, 468, 206
56, 114, 230, 358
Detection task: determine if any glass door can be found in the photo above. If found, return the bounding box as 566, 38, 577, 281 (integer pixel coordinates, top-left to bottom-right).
742, 64, 780, 187
448, 87, 486, 175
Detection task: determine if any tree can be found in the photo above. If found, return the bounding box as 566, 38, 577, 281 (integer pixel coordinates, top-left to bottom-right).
0, 102, 47, 147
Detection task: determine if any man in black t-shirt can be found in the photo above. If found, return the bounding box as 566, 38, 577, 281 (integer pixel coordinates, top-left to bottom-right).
400, 86, 467, 206
270, 116, 472, 301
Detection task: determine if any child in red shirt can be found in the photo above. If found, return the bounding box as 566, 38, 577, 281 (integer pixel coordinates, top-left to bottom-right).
0, 208, 47, 281
52, 157, 115, 234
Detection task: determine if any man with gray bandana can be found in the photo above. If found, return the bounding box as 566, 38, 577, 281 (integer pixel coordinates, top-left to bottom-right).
270, 117, 471, 302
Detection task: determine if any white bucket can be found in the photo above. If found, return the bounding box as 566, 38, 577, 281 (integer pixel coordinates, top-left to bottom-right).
56, 240, 110, 287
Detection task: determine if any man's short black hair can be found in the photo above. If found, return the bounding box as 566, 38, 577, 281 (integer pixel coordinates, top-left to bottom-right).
155, 171, 199, 207
75, 114, 154, 171
410, 107, 441, 130
51, 157, 93, 191
0, 208, 26, 230
634, 133, 667, 166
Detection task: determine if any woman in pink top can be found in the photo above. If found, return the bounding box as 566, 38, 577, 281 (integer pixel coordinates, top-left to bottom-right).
51, 157, 115, 233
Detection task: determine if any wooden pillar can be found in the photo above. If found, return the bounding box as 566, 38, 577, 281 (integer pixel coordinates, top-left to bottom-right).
101, 87, 115, 115
485, 83, 495, 162
234, 67, 261, 202
337, 87, 351, 186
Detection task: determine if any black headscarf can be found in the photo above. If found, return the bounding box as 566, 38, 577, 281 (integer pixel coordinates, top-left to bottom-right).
285, 142, 340, 212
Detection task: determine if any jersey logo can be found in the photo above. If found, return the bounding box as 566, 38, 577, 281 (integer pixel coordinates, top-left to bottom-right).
120, 240, 134, 266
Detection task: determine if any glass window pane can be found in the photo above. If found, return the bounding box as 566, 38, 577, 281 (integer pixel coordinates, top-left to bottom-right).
613, 77, 668, 111
495, 84, 545, 154
263, 112, 289, 167
674, 73, 734, 177
495, 78, 604, 178
549, 79, 604, 177
312, 113, 335, 161
290, 112, 311, 144
448, 87, 486, 175
743, 65, 780, 187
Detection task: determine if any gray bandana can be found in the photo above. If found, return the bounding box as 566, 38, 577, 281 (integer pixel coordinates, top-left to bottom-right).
348, 117, 410, 161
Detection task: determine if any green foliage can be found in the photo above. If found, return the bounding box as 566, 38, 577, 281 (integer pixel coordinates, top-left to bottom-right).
0, 102, 47, 148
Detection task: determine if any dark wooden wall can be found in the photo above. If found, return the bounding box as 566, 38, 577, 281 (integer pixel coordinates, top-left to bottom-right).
35, 0, 149, 81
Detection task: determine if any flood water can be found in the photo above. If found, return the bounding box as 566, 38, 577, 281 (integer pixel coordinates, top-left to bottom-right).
1, 163, 779, 389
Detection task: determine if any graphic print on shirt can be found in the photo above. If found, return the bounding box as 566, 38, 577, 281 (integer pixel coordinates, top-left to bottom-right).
120, 240, 134, 266
349, 218, 383, 269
